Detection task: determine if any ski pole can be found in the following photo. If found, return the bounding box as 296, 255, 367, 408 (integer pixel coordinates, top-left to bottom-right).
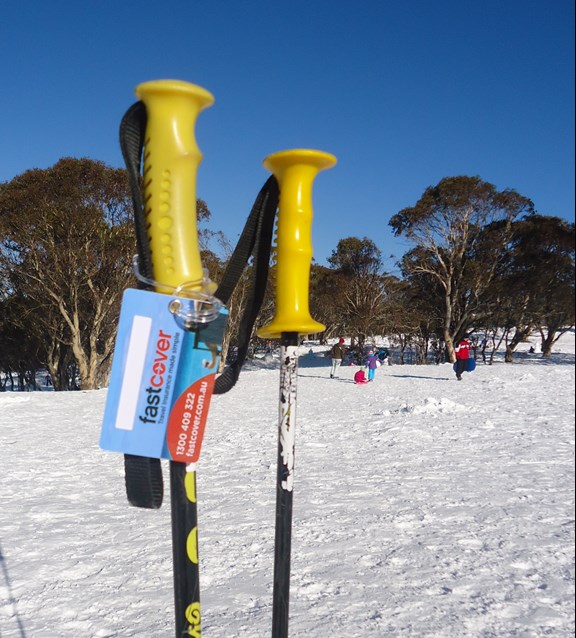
134, 79, 214, 638
257, 149, 337, 638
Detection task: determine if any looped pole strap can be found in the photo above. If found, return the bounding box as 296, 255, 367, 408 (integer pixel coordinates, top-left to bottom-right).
213, 175, 278, 393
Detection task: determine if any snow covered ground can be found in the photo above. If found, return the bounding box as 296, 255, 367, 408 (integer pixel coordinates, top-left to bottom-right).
1, 333, 574, 637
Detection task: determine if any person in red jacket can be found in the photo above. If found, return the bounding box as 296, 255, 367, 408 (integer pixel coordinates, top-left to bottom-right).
454, 338, 471, 380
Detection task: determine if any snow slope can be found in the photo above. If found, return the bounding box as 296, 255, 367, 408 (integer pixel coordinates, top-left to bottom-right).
1, 334, 574, 637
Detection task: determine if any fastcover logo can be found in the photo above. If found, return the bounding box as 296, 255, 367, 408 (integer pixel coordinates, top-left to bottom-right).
138, 328, 173, 424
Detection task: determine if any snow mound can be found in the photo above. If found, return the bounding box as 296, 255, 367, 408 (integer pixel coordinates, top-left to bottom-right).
386, 396, 467, 415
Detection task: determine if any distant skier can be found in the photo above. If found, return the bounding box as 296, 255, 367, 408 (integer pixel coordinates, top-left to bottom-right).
454, 338, 471, 381
329, 338, 347, 378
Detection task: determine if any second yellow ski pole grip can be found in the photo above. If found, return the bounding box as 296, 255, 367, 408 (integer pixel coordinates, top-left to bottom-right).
135, 80, 214, 292
257, 149, 337, 338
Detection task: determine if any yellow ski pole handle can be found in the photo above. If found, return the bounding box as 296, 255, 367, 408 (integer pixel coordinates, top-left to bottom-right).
135, 80, 214, 292
257, 149, 337, 338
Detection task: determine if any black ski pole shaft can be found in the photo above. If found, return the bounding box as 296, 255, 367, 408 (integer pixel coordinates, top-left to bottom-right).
170, 461, 201, 636
272, 331, 300, 635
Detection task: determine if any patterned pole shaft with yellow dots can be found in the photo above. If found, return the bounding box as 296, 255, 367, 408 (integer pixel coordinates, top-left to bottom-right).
257, 149, 336, 638
135, 79, 213, 638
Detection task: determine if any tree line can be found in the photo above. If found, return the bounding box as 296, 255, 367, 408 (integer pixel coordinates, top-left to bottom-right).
1, 159, 574, 390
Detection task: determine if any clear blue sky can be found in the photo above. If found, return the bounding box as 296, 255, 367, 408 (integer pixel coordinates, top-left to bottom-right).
1, 0, 574, 272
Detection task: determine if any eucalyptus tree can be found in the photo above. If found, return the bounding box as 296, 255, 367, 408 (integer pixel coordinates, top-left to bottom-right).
391, 260, 446, 362
485, 214, 575, 360
0, 158, 135, 389
389, 176, 534, 362
325, 236, 393, 349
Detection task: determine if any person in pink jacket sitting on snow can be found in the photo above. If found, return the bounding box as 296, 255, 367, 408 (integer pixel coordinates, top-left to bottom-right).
354, 369, 369, 384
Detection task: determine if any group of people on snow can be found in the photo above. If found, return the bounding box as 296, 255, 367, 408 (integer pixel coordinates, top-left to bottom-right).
329, 337, 472, 383
329, 340, 390, 384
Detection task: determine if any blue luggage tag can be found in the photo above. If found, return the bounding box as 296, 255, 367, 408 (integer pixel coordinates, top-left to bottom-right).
100, 288, 227, 462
